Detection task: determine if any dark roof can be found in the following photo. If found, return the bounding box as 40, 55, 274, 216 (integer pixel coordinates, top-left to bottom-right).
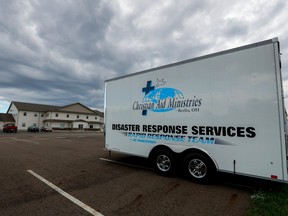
93, 110, 104, 117
10, 101, 104, 116
12, 101, 60, 112
56, 102, 96, 114
0, 113, 15, 122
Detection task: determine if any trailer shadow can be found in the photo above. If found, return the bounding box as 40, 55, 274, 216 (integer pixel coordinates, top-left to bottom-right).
215, 172, 285, 191
102, 153, 285, 191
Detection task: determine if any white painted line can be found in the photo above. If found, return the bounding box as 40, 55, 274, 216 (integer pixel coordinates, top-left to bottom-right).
10, 138, 39, 144
99, 158, 153, 171
27, 170, 104, 216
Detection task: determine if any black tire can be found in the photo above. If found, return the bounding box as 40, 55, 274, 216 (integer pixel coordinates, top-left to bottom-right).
183, 153, 215, 184
152, 149, 175, 176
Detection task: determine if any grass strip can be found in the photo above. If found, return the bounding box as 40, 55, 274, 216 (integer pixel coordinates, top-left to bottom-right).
249, 185, 288, 216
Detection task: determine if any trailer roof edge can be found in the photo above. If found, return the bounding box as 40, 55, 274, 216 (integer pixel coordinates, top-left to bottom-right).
105, 38, 278, 83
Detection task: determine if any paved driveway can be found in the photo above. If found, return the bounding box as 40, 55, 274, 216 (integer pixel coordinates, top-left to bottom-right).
0, 132, 260, 216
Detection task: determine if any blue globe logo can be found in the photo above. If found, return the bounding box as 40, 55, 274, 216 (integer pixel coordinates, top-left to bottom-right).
143, 87, 184, 112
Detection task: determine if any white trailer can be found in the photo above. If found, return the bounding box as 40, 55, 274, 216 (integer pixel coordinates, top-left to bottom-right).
104, 38, 288, 183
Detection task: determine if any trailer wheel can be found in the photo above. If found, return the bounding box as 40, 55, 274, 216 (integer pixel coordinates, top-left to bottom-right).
183, 153, 215, 183
152, 149, 175, 176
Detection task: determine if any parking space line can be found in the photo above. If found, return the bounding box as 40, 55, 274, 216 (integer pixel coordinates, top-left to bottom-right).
10, 138, 39, 144
27, 170, 104, 216
99, 157, 153, 171
56, 137, 72, 142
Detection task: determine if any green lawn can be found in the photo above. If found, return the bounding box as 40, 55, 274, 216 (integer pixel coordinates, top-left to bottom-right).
249, 185, 288, 216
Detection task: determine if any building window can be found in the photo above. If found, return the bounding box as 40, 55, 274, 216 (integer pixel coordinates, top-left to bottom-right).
86, 116, 89, 119
90, 125, 93, 129
34, 113, 37, 117
95, 117, 98, 120
67, 114, 69, 118
41, 114, 44, 117
23, 112, 27, 116
22, 123, 26, 127
55, 113, 58, 117
77, 115, 79, 118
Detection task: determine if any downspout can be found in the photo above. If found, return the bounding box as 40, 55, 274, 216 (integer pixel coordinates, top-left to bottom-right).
38, 112, 40, 127
17, 109, 19, 129
50, 111, 52, 127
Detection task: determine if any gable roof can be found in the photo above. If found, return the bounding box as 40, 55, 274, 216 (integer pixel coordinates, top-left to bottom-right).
93, 110, 104, 117
9, 101, 103, 116
11, 101, 60, 112
56, 102, 96, 114
0, 113, 15, 122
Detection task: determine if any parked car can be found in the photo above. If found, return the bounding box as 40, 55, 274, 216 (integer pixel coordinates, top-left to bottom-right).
27, 125, 39, 132
3, 123, 17, 133
41, 127, 52, 132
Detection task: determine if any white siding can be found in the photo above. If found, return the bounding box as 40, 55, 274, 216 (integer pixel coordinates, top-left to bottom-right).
7, 103, 18, 125
17, 111, 44, 130
9, 102, 104, 131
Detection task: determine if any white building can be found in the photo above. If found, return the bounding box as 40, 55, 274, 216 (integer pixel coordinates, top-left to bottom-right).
7, 101, 104, 131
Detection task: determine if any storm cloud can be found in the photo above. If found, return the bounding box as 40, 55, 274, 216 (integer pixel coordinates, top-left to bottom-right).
0, 0, 288, 111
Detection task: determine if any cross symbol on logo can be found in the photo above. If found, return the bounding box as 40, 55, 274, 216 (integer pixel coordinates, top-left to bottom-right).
142, 80, 155, 95
141, 80, 155, 116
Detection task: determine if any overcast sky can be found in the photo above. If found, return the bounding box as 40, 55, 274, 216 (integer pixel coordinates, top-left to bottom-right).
1, 0, 288, 113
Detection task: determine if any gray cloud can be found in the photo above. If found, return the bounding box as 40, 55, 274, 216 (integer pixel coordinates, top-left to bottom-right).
0, 0, 288, 111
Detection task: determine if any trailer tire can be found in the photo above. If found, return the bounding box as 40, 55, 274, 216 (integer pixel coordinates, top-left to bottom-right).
152, 149, 175, 176
183, 153, 215, 183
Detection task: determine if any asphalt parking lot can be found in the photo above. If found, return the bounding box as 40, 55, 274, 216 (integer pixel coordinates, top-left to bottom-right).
0, 131, 278, 216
